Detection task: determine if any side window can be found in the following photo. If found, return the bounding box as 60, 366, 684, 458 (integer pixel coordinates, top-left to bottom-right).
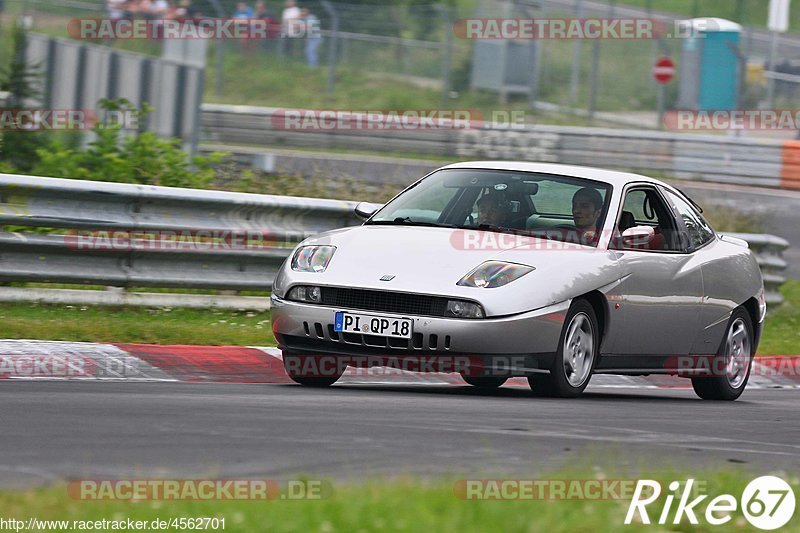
621, 190, 656, 224
664, 190, 714, 249
613, 187, 678, 252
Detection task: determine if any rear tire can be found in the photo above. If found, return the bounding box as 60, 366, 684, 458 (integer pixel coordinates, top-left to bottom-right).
528, 299, 598, 398
282, 353, 343, 387
691, 308, 753, 401
461, 375, 508, 389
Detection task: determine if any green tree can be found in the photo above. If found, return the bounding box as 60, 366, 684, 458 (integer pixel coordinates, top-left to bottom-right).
0, 25, 48, 171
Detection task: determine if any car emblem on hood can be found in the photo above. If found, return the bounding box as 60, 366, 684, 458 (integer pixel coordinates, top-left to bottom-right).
379, 275, 396, 282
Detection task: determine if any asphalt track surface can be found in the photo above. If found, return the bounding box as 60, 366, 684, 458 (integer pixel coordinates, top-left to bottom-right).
1, 382, 798, 489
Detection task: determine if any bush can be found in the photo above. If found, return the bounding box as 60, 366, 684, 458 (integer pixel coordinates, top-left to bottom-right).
29, 99, 225, 188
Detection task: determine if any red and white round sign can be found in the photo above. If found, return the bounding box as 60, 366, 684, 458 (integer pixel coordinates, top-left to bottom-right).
652, 57, 675, 84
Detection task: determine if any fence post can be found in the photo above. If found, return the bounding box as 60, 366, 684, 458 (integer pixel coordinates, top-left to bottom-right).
321, 0, 339, 99
438, 5, 453, 108
767, 30, 780, 108
207, 0, 226, 97
569, 0, 584, 105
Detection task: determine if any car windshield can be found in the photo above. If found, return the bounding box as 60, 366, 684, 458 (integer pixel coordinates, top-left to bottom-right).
367, 168, 613, 247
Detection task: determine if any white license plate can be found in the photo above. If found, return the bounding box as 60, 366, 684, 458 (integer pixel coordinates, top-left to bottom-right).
334, 311, 413, 339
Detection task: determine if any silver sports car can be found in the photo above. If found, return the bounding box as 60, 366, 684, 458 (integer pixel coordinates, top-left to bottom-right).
271, 162, 766, 400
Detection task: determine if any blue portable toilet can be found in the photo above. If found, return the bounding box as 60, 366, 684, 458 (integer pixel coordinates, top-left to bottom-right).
678, 18, 742, 110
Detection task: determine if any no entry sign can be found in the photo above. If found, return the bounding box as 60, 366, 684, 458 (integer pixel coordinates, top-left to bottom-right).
652, 56, 675, 84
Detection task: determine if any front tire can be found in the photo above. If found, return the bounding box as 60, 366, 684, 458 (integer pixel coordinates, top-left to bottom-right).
691, 308, 754, 401
528, 299, 598, 398
282, 353, 343, 387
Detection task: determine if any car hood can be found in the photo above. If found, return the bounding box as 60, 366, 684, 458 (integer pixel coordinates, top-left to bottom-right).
289, 225, 619, 314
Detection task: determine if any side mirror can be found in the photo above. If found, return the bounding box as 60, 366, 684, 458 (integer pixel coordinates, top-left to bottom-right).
621, 225, 654, 247
354, 201, 379, 220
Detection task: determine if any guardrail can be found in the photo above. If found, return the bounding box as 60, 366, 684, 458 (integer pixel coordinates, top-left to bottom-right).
0, 173, 790, 308
727, 233, 791, 306
201, 103, 800, 191
0, 173, 360, 309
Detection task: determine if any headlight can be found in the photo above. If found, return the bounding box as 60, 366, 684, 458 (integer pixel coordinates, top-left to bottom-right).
291, 245, 336, 273
445, 300, 484, 318
287, 285, 322, 303
457, 261, 534, 289
272, 260, 288, 298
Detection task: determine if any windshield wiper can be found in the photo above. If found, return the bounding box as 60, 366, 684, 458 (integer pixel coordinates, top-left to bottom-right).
366, 217, 455, 228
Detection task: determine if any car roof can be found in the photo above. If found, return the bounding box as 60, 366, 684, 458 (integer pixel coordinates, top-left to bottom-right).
438, 161, 668, 190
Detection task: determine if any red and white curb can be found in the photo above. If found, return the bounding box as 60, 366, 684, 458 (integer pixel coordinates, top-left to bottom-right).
0, 340, 798, 389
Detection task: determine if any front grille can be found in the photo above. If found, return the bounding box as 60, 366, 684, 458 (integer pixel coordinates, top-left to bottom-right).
319, 287, 450, 318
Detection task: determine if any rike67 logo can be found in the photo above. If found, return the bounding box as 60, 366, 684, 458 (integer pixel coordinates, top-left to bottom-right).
625, 476, 796, 530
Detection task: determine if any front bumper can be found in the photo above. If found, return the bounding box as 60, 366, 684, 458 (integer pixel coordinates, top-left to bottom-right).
270, 295, 568, 358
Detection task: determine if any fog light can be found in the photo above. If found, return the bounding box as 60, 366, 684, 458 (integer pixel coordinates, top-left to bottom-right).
288, 285, 322, 303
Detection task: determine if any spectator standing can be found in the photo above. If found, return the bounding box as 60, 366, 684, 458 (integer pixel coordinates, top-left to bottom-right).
138, 0, 154, 19
254, 1, 272, 19
281, 0, 301, 56
182, 0, 201, 18
233, 2, 255, 54
106, 0, 126, 20
151, 0, 169, 17
174, 0, 188, 18
254, 1, 280, 52
233, 2, 254, 19
301, 8, 321, 68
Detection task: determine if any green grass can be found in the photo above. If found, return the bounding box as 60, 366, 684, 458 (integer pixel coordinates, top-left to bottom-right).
0, 468, 797, 532
0, 303, 275, 345
758, 279, 800, 355
205, 35, 671, 115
